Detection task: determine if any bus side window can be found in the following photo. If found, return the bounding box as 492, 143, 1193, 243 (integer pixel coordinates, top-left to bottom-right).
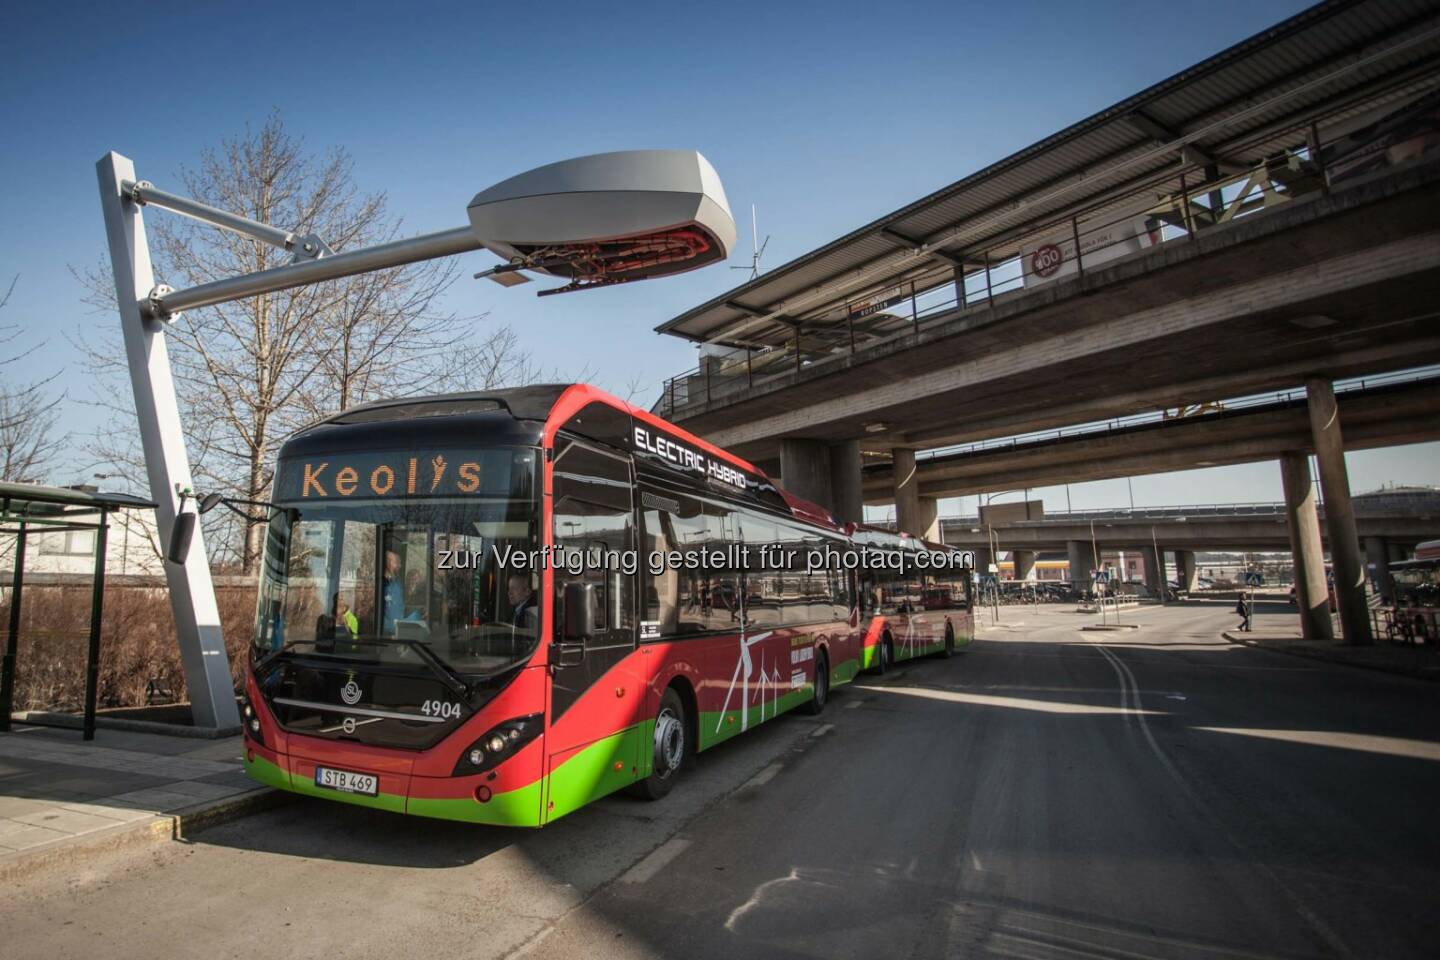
641, 494, 706, 636
740, 514, 783, 630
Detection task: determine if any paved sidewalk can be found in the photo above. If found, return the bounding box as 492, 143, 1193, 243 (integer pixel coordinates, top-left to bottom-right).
1223, 630, 1440, 681
0, 725, 276, 878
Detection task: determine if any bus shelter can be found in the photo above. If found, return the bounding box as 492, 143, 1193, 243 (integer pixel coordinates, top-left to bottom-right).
0, 482, 157, 740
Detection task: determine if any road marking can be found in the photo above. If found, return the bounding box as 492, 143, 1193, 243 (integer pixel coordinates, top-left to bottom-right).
869, 685, 1159, 716
726, 868, 835, 932
620, 836, 691, 885
744, 763, 783, 788
969, 851, 984, 872
844, 699, 865, 709
811, 723, 835, 738
1085, 637, 1356, 960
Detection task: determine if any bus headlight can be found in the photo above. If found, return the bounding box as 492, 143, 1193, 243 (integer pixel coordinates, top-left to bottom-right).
454, 714, 542, 776
240, 695, 265, 748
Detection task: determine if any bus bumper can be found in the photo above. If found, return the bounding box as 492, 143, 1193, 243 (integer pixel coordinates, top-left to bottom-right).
242, 743, 545, 828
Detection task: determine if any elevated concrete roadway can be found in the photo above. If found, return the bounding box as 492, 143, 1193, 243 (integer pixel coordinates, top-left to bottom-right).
938, 506, 1439, 553
671, 163, 1440, 462
860, 376, 1440, 503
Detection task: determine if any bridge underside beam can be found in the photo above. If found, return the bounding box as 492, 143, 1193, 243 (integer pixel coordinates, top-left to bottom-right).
936, 515, 1427, 553
859, 382, 1440, 504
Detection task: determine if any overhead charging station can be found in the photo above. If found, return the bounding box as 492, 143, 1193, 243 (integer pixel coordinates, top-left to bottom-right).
96, 148, 737, 728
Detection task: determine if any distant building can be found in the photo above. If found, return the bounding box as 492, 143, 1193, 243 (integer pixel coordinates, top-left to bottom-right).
1, 485, 165, 581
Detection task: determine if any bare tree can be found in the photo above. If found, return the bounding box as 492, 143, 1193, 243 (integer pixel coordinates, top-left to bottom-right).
0, 277, 64, 484
75, 114, 540, 572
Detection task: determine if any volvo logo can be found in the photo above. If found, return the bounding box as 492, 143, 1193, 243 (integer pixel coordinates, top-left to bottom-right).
342, 717, 357, 734
340, 679, 362, 705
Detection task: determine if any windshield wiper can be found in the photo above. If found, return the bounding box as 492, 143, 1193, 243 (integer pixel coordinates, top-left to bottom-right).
333, 636, 471, 697
255, 634, 471, 698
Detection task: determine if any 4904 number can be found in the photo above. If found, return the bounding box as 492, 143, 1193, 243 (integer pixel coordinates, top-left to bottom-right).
420, 700, 463, 719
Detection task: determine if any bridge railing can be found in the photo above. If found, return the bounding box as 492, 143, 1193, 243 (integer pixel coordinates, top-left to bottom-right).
654, 89, 1440, 420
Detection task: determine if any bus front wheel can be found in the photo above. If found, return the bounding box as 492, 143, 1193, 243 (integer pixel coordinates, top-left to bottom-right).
634, 687, 688, 801
872, 636, 891, 676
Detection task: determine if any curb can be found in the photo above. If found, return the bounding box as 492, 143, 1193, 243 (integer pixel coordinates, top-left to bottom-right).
12, 711, 242, 739
0, 787, 292, 885
1223, 632, 1440, 683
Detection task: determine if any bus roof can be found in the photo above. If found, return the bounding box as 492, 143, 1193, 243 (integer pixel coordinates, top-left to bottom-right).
282, 383, 846, 534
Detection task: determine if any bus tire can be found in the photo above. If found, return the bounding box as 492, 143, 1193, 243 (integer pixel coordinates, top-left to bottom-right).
803, 650, 829, 715
940, 623, 955, 658
633, 686, 688, 801
872, 634, 891, 676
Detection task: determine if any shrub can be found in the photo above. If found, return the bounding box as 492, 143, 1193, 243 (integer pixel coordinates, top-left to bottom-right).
3, 581, 256, 713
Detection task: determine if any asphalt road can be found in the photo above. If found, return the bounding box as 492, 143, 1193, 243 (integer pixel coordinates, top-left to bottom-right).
4, 602, 1438, 960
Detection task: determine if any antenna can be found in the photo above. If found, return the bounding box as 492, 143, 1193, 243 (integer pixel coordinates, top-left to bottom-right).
730, 204, 770, 280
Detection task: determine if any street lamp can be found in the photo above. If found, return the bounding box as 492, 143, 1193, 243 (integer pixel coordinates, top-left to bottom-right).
97, 148, 736, 728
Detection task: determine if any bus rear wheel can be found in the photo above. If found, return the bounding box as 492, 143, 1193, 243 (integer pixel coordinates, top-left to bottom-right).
634, 687, 688, 801
803, 651, 829, 715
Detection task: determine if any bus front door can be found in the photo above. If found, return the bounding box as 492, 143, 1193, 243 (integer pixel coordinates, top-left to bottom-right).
544, 436, 643, 821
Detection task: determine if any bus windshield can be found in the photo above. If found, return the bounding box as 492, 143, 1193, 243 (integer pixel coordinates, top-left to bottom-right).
252, 446, 541, 677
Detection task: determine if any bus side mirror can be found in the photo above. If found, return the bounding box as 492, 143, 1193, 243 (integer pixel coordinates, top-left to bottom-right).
167, 512, 197, 566
562, 582, 599, 643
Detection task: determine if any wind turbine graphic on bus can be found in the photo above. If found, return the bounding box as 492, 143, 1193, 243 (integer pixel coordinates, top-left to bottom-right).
716, 589, 781, 734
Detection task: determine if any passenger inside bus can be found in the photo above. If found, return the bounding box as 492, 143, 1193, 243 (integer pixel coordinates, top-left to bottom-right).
507, 573, 538, 633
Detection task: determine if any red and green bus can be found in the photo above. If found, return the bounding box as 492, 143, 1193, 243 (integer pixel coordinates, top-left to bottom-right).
240, 384, 972, 826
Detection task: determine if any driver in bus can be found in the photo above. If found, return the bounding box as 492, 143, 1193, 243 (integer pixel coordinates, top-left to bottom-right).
507, 573, 538, 633
382, 549, 405, 633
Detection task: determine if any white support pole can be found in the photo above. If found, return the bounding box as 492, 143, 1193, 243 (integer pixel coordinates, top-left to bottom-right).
97, 153, 239, 730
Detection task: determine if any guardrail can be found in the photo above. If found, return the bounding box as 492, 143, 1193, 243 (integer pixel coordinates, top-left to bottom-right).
654, 90, 1440, 420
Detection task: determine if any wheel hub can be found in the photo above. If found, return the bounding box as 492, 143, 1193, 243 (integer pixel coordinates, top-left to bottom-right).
654, 708, 684, 778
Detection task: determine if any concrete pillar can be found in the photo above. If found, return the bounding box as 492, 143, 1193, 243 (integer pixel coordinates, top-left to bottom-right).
1388, 541, 1408, 564
893, 448, 923, 537
1280, 451, 1333, 641
1012, 549, 1036, 581
1067, 540, 1095, 588
973, 546, 994, 576
779, 439, 832, 511
1175, 550, 1198, 591
1365, 536, 1393, 601
917, 496, 940, 542
828, 439, 862, 525
1140, 545, 1163, 596
1306, 379, 1371, 644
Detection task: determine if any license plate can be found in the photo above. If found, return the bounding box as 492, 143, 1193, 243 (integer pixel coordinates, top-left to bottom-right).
314, 766, 378, 796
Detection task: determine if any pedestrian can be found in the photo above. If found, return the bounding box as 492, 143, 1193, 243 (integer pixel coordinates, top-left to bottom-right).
1235, 595, 1251, 632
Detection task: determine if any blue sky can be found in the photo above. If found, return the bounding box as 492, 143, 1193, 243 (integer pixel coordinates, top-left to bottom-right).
0, 0, 1433, 511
